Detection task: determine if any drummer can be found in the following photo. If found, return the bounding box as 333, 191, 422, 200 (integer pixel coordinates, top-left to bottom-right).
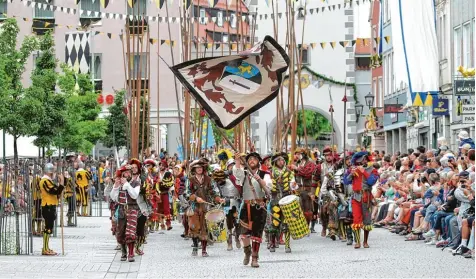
186, 159, 224, 257
233, 152, 272, 268
267, 152, 297, 253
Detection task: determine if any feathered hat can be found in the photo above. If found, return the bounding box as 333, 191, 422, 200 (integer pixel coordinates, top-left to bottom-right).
129, 158, 142, 170
143, 159, 156, 167
115, 165, 131, 177
351, 151, 369, 165
212, 169, 227, 181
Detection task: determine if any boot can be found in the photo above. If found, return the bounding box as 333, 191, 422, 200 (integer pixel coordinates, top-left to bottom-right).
346, 225, 353, 245
269, 234, 276, 252
243, 245, 251, 265
329, 229, 337, 241
192, 238, 198, 256
321, 223, 328, 237
201, 240, 209, 257
234, 229, 241, 249
251, 242, 260, 268
127, 242, 135, 262
363, 230, 370, 248
120, 244, 127, 261
284, 231, 291, 253
227, 234, 233, 251
114, 243, 121, 250
279, 232, 285, 245
310, 220, 316, 233
136, 237, 144, 255
166, 220, 173, 231
353, 229, 361, 249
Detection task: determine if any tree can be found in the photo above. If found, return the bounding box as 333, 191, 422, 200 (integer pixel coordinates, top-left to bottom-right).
103, 89, 128, 150
30, 31, 67, 153
290, 110, 332, 145
55, 65, 106, 153
0, 19, 41, 164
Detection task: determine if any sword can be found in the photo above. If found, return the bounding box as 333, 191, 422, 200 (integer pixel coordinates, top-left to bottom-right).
230, 79, 250, 90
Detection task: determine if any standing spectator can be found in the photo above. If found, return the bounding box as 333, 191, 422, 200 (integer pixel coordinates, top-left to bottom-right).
458, 130, 475, 156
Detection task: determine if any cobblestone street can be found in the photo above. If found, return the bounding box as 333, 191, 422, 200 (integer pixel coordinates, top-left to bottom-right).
0, 213, 473, 279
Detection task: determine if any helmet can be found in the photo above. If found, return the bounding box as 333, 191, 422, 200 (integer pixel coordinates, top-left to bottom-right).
44, 163, 55, 174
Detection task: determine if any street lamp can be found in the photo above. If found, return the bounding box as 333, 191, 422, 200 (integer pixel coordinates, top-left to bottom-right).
365, 92, 375, 108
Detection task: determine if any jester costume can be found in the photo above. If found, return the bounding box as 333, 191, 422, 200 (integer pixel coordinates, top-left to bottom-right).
294, 148, 316, 225
343, 152, 378, 249
267, 152, 295, 253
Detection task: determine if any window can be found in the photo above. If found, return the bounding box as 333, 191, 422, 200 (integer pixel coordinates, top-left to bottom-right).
384, 55, 389, 95
80, 0, 100, 19
130, 53, 147, 79
89, 54, 102, 80
454, 26, 462, 74
383, 0, 390, 23
463, 22, 470, 68
0, 1, 6, 20
34, 0, 54, 18
127, 0, 146, 15
230, 12, 236, 28
378, 77, 383, 107
372, 27, 377, 51
222, 34, 229, 43
356, 57, 370, 70
297, 44, 310, 65
217, 11, 223, 27
200, 9, 206, 25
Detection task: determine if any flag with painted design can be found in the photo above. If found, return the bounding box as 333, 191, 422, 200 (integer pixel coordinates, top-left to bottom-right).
171, 36, 289, 129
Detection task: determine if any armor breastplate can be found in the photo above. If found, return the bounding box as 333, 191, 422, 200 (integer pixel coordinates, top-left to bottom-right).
220, 179, 240, 197
242, 175, 265, 200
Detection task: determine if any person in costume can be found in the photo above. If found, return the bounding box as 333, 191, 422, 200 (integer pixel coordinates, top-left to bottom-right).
317, 146, 340, 240
343, 151, 378, 249
129, 158, 148, 256
143, 159, 160, 232
261, 154, 272, 172
335, 152, 354, 245
233, 152, 272, 268
291, 148, 316, 226
213, 159, 242, 251
267, 152, 296, 253
75, 161, 92, 216
63, 170, 76, 226
217, 149, 234, 170
39, 163, 64, 255
186, 159, 224, 257
110, 164, 141, 262
173, 164, 189, 239
30, 166, 43, 236
157, 160, 175, 231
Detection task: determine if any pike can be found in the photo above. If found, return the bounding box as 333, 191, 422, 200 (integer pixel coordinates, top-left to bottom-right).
229, 79, 250, 90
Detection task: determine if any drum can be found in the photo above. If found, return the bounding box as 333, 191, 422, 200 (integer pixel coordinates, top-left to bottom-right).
278, 195, 310, 240
205, 208, 227, 243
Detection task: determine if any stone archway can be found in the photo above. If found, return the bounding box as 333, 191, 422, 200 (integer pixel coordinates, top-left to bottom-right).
266, 105, 342, 152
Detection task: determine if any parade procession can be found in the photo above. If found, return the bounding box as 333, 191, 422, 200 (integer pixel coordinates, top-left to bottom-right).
0, 0, 475, 278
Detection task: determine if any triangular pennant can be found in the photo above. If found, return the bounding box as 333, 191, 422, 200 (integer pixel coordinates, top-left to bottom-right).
107, 33, 112, 39
384, 36, 390, 44
309, 9, 314, 15
332, 5, 335, 10
321, 7, 325, 12
31, 2, 36, 8
413, 93, 424, 106
100, 0, 110, 8
278, 13, 282, 19
330, 42, 336, 49
149, 38, 158, 44
374, 37, 380, 45
75, 0, 80, 4
127, 0, 137, 8
207, 42, 213, 49
363, 38, 369, 46
339, 41, 348, 48
49, 5, 54, 11
211, 16, 216, 23
161, 40, 166, 45
356, 0, 359, 5
338, 4, 341, 9
87, 10, 92, 16
351, 40, 356, 46
215, 43, 220, 49
320, 42, 326, 49
24, 0, 29, 6
184, 0, 191, 9
356, 38, 362, 45
44, 22, 52, 27
53, 6, 57, 11
424, 92, 433, 106
311, 43, 316, 49
94, 11, 99, 17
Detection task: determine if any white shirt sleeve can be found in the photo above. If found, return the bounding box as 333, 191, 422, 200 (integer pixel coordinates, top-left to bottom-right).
262, 173, 272, 194
109, 187, 119, 202
124, 182, 140, 200
233, 165, 245, 183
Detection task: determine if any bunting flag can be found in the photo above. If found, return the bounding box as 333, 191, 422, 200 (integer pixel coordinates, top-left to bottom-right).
127, 0, 136, 8
75, 0, 80, 4
183, 0, 191, 9
100, 0, 109, 8
311, 43, 316, 49
330, 42, 336, 49
339, 41, 348, 48
320, 42, 326, 49
171, 36, 290, 129
158, 0, 165, 8
208, 0, 219, 7
384, 36, 390, 44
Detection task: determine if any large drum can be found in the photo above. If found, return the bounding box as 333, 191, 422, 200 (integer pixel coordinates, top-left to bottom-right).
205, 208, 227, 243
278, 195, 310, 240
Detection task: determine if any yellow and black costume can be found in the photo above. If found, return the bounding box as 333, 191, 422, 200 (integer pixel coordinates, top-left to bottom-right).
75, 167, 92, 216
64, 175, 75, 226
39, 168, 64, 256
31, 174, 43, 236
266, 152, 295, 253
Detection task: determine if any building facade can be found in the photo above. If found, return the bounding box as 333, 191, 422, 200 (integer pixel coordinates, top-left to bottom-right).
1, 0, 184, 155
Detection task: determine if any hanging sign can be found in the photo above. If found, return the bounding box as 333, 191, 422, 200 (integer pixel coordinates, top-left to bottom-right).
432, 98, 449, 116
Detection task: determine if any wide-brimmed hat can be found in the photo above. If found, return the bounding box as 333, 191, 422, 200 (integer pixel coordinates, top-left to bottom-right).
272, 152, 289, 165
116, 165, 132, 177
129, 158, 142, 170
144, 159, 156, 167
322, 146, 332, 155
190, 160, 206, 170
246, 152, 262, 162
351, 151, 369, 165
226, 159, 235, 168
458, 130, 470, 140
262, 153, 273, 163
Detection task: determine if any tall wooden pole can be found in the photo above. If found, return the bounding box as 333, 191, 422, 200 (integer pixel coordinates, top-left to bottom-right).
182, 3, 190, 160
289, 1, 297, 159
157, 10, 161, 153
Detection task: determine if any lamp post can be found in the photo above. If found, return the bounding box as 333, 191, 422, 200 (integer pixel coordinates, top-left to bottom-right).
365, 92, 375, 109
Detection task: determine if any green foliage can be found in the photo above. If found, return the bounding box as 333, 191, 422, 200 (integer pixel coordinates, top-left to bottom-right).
0, 18, 41, 162
290, 110, 332, 145
103, 90, 128, 149
210, 120, 233, 148
56, 64, 106, 153
31, 31, 67, 148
